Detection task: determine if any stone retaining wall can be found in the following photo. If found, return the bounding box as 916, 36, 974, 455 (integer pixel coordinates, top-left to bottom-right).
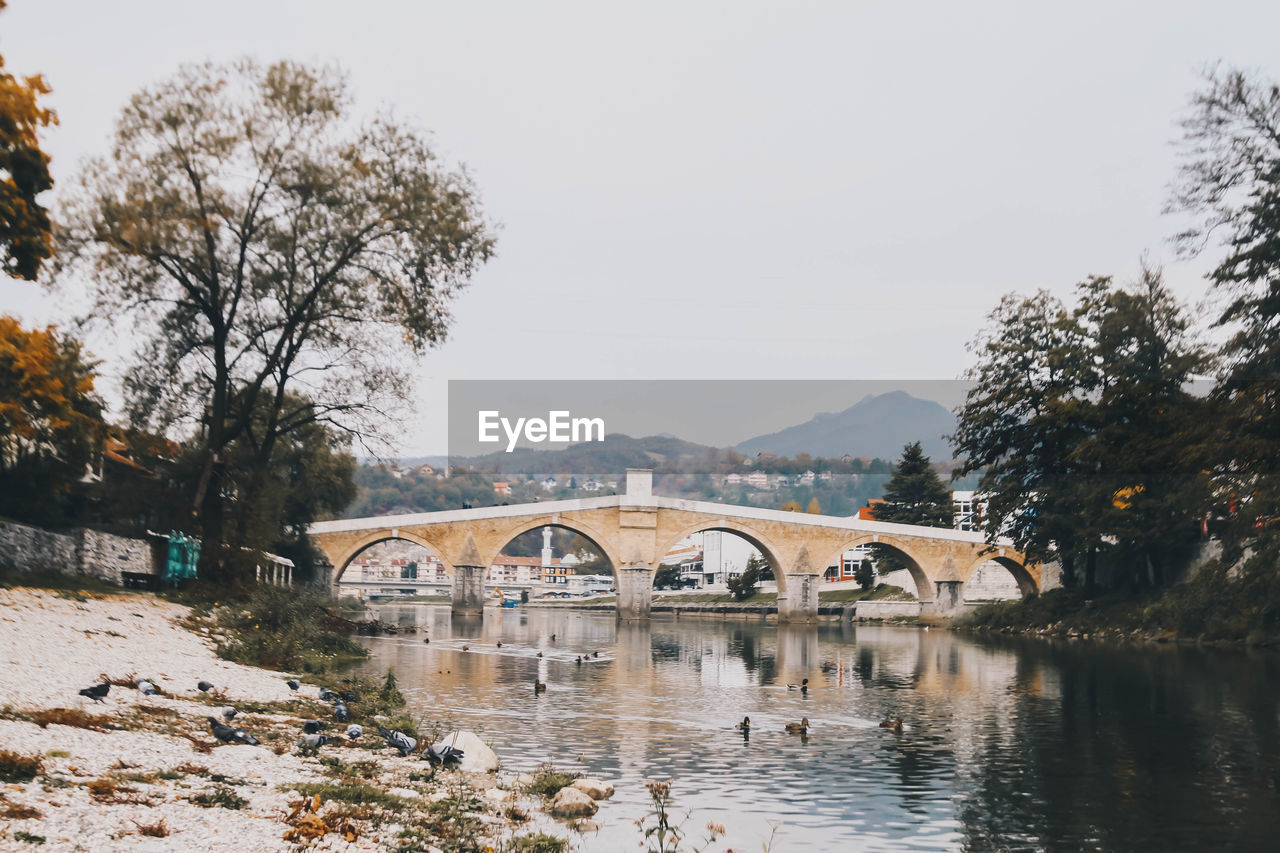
0, 519, 157, 583
853, 599, 923, 620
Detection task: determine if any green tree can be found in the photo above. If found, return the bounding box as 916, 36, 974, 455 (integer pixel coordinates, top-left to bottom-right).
873, 442, 953, 577
1170, 66, 1280, 557
953, 272, 1208, 592
726, 558, 761, 601
855, 558, 874, 591
0, 316, 102, 524
951, 291, 1095, 587
876, 442, 952, 526
56, 60, 495, 584
653, 563, 681, 589
0, 0, 57, 280
1071, 268, 1209, 587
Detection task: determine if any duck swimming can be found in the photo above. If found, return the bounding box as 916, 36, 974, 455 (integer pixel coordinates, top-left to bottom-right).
879, 718, 904, 731
735, 716, 751, 732
784, 717, 810, 734
534, 678, 547, 694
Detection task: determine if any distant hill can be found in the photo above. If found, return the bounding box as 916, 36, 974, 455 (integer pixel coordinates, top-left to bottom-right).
735, 391, 956, 461
452, 432, 725, 475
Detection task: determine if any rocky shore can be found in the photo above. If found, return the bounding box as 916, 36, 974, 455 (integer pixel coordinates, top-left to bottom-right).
0, 587, 613, 852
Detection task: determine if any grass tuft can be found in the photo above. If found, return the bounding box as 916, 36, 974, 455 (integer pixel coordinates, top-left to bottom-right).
523, 764, 580, 798
188, 785, 247, 809
0, 750, 43, 782
287, 782, 407, 808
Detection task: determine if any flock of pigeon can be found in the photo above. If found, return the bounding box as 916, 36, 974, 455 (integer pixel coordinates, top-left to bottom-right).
77, 677, 464, 765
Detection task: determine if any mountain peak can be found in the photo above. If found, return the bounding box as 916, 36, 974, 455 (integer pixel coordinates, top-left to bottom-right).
735, 391, 955, 460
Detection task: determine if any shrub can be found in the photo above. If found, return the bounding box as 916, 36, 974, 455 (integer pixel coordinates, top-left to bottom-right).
215, 585, 368, 672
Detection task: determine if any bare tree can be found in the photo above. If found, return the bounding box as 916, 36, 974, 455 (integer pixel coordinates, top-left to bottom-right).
55, 59, 495, 582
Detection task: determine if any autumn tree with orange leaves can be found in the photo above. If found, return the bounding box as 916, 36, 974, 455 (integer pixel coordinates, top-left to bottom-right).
0, 0, 57, 280
0, 315, 102, 524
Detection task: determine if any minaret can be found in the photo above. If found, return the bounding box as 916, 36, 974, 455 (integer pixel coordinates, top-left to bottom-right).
541, 527, 554, 568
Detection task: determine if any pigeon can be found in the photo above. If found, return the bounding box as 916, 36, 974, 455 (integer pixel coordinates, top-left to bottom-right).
298, 733, 333, 750
221, 706, 237, 720
138, 680, 158, 696
422, 742, 465, 767
286, 679, 300, 691
207, 716, 260, 745
377, 727, 417, 756
303, 720, 325, 734
333, 703, 348, 722
346, 724, 363, 740
339, 690, 358, 703
318, 688, 338, 702
79, 683, 110, 703
197, 681, 214, 693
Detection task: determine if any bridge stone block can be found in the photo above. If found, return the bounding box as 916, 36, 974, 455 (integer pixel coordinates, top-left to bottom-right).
615, 566, 653, 621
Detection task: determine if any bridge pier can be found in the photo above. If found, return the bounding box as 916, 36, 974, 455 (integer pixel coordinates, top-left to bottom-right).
451, 565, 486, 616
615, 566, 653, 621
778, 572, 820, 623
930, 580, 963, 618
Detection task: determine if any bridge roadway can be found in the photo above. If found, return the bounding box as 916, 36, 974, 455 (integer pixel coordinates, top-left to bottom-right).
308, 469, 1034, 623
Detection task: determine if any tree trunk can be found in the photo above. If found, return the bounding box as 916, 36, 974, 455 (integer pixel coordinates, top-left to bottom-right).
1060, 551, 1077, 588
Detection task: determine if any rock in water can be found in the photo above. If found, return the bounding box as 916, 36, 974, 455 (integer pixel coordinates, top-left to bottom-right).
571, 778, 615, 800
549, 786, 598, 817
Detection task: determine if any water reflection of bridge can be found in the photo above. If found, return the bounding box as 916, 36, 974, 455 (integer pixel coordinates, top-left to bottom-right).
310, 469, 1034, 622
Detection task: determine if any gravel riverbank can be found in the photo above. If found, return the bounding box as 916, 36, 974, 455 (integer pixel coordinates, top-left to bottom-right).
0, 587, 611, 852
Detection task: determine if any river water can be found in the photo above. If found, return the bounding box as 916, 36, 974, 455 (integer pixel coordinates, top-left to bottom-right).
355, 605, 1280, 852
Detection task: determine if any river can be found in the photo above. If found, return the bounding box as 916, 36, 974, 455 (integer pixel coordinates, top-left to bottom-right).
354, 605, 1280, 852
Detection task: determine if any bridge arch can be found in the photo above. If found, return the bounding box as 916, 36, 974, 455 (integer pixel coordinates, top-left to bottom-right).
816, 536, 934, 601
963, 553, 1038, 598
654, 520, 788, 588
482, 515, 626, 579
331, 530, 456, 583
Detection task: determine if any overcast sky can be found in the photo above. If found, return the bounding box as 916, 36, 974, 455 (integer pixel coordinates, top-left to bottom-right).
3, 1, 1277, 455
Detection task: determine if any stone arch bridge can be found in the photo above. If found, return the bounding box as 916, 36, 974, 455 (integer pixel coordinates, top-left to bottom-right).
308, 470, 1035, 622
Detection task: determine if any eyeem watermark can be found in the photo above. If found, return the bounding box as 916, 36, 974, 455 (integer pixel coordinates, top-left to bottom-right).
478, 410, 605, 452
